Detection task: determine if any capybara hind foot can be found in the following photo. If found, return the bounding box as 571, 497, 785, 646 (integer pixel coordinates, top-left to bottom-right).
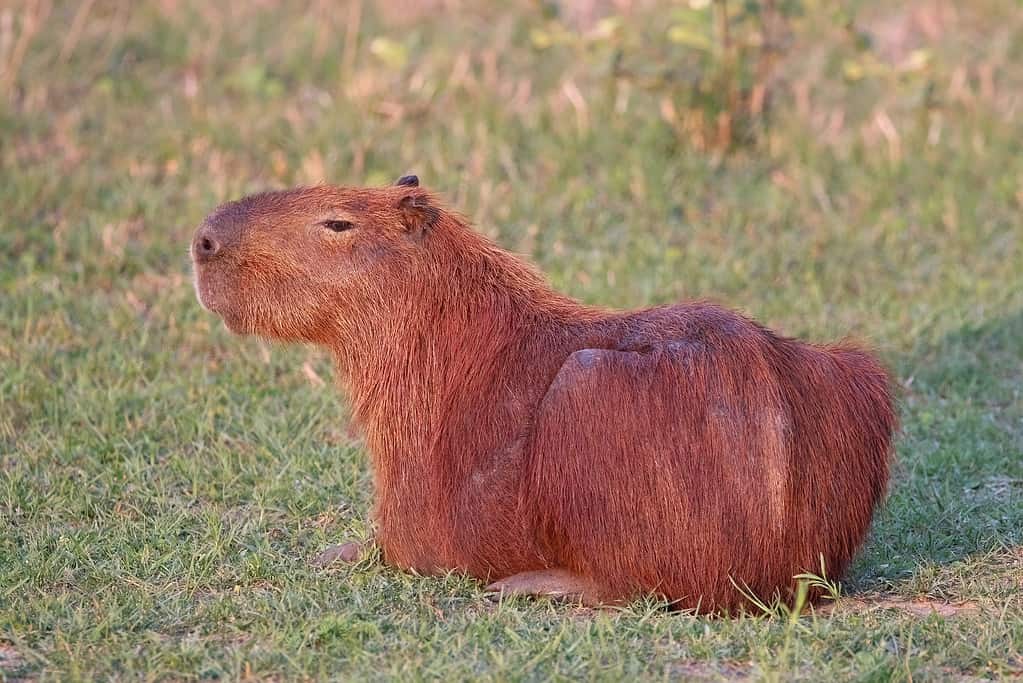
310, 541, 364, 568
485, 569, 607, 606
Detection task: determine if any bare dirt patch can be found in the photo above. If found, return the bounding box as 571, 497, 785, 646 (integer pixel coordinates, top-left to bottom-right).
821, 597, 982, 618
670, 661, 755, 681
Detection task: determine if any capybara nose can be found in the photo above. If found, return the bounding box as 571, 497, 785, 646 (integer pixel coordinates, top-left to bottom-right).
193, 229, 222, 262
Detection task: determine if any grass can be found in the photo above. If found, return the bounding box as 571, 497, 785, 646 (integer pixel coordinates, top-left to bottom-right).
1, 0, 1021, 679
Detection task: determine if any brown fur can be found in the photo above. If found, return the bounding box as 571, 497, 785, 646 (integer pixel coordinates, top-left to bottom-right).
191, 179, 897, 612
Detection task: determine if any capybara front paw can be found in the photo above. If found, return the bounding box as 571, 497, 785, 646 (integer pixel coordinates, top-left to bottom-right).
311, 541, 365, 568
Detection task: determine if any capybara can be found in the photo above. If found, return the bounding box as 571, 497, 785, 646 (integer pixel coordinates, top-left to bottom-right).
191, 175, 897, 611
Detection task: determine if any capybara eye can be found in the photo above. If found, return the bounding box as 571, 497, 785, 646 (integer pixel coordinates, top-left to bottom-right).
321, 219, 354, 232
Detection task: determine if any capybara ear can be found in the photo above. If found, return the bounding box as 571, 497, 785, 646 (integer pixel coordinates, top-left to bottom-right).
398, 191, 438, 233
395, 174, 419, 187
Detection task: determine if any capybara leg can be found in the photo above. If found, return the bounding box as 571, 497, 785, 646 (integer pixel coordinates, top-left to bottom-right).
310, 540, 365, 568
485, 569, 607, 606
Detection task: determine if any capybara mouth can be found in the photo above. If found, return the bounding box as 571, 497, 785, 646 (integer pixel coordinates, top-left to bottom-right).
192, 266, 248, 333
191, 266, 220, 313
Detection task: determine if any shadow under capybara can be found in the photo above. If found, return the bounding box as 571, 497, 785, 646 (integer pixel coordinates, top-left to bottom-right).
190, 175, 897, 612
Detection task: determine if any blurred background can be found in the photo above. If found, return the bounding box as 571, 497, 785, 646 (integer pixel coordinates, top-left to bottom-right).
1, 1, 1021, 679
3, 0, 1021, 333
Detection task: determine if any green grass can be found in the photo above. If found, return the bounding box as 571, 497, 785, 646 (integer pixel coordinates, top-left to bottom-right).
2, 0, 1022, 680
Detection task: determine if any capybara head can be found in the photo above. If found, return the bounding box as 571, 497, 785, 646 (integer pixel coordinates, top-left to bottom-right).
191, 175, 437, 341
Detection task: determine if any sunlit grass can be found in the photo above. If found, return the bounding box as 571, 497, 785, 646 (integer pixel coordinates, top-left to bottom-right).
1, 0, 1021, 679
